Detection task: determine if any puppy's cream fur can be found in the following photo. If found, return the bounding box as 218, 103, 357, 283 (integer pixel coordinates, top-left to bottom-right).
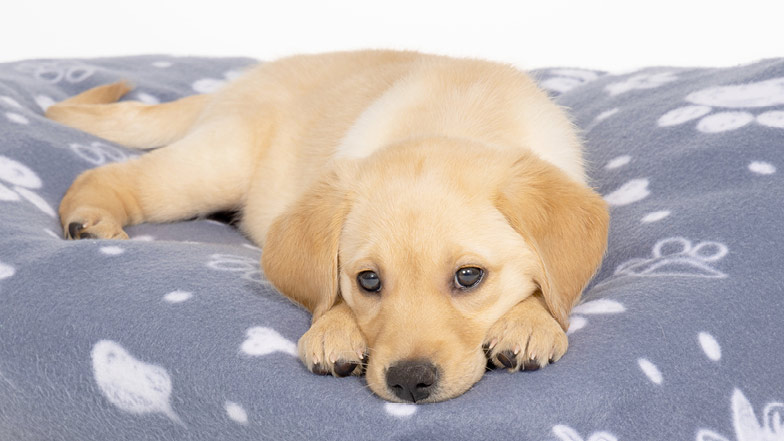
49, 50, 609, 402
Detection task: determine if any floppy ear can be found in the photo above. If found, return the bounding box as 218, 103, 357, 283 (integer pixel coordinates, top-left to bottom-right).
496, 152, 609, 331
261, 170, 351, 322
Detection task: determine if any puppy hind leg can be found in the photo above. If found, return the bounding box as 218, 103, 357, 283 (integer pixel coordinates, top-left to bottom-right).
61, 120, 260, 240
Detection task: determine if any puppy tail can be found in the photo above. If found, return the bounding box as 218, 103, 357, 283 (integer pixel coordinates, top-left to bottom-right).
46, 81, 209, 149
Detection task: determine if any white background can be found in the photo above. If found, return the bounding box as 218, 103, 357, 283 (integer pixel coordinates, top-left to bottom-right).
2, 0, 782, 70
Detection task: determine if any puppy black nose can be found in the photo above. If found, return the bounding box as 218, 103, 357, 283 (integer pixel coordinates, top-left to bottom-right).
385, 360, 438, 402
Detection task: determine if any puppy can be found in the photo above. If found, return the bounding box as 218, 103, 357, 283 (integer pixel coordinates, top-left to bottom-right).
48, 50, 609, 403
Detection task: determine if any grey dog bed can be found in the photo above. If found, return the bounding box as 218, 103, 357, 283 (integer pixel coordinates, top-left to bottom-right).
0, 55, 782, 440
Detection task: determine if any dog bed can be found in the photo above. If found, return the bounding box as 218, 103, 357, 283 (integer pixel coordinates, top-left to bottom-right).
0, 55, 782, 440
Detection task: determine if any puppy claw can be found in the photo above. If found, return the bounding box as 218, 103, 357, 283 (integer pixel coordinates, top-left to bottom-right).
522, 360, 540, 371
333, 360, 359, 377
67, 222, 83, 239
312, 363, 330, 376
482, 344, 491, 358
67, 221, 99, 240
496, 350, 517, 369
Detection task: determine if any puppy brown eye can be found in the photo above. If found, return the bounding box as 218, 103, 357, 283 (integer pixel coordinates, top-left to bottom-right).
455, 267, 483, 289
357, 270, 381, 292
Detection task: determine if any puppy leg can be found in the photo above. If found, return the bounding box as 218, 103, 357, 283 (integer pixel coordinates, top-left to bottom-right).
61, 120, 259, 239
297, 300, 368, 377
483, 292, 568, 371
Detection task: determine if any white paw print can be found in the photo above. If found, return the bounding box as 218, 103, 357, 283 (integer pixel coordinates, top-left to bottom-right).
206, 253, 269, 285
384, 402, 417, 418
539, 69, 601, 94
162, 290, 192, 303
224, 401, 249, 425
192, 69, 246, 94
748, 161, 776, 175
1, 95, 30, 126
659, 77, 784, 132
0, 155, 55, 217
605, 72, 678, 96
613, 237, 728, 279
0, 261, 15, 280
567, 298, 625, 335
240, 326, 297, 357
14, 61, 95, 84
641, 210, 670, 223
638, 358, 663, 385
552, 424, 617, 441
135, 92, 160, 105
53, 141, 137, 165
697, 389, 784, 441
698, 332, 721, 362
91, 340, 183, 425
603, 178, 650, 206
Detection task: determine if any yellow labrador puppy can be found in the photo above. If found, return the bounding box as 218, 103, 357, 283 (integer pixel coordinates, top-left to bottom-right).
48, 50, 609, 403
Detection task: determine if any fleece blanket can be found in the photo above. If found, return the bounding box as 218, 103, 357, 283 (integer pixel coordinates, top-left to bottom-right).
0, 55, 782, 441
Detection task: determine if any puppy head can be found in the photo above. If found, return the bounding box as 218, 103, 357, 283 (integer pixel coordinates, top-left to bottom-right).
262, 138, 608, 402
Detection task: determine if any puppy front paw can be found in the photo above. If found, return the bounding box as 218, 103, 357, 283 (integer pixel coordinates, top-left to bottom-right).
483, 294, 568, 372
298, 303, 367, 377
